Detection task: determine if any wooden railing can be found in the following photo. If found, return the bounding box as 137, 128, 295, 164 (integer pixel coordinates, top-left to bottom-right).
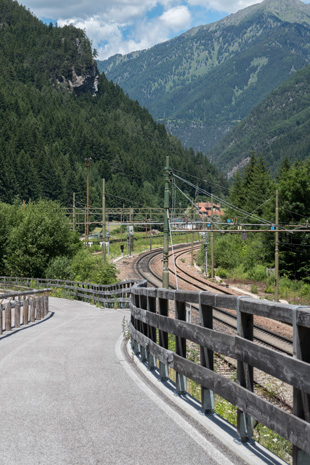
130, 285, 310, 464
0, 276, 138, 308
0, 289, 50, 335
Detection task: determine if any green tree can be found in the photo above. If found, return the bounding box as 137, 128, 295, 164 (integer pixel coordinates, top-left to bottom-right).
276, 159, 310, 280
228, 153, 274, 222
5, 200, 80, 277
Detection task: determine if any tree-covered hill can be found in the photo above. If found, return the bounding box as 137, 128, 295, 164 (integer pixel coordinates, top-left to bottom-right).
0, 0, 225, 208
207, 65, 310, 175
98, 0, 310, 154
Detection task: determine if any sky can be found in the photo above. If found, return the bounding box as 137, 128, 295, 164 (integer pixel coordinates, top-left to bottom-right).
20, 0, 310, 60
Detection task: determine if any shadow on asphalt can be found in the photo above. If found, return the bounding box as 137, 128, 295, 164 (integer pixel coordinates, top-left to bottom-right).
128, 346, 285, 465
0, 312, 55, 341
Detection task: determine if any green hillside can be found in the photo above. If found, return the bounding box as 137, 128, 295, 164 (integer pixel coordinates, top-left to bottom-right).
207, 65, 310, 175
98, 0, 310, 153
0, 0, 225, 208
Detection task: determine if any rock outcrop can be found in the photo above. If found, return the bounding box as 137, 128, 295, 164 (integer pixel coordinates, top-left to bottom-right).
69, 63, 99, 96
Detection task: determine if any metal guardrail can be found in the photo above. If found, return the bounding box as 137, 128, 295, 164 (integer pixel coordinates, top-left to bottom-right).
130, 285, 310, 465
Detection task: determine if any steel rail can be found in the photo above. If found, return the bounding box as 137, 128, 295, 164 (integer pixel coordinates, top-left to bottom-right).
135, 245, 293, 356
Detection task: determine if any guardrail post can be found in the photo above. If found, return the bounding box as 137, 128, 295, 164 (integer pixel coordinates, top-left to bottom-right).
147, 294, 157, 370
158, 293, 169, 381
175, 293, 187, 395
30, 299, 35, 323
139, 294, 148, 362
199, 292, 214, 413
37, 298, 42, 320
44, 295, 48, 317
5, 302, 11, 331
24, 299, 29, 325
131, 292, 140, 356
293, 307, 310, 465
237, 297, 254, 442
15, 301, 21, 328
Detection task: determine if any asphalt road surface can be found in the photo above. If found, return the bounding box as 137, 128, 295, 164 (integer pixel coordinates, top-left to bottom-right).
0, 298, 277, 465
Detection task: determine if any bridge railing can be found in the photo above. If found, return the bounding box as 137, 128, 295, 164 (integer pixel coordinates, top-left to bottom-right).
0, 276, 138, 308
0, 289, 51, 335
130, 286, 310, 464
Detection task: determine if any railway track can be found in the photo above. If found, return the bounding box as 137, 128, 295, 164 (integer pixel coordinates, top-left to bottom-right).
135, 244, 293, 356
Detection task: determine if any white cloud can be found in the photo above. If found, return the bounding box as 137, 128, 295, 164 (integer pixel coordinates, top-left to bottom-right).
160, 6, 191, 31
57, 3, 192, 59
20, 0, 310, 60
186, 0, 263, 13
25, 0, 158, 20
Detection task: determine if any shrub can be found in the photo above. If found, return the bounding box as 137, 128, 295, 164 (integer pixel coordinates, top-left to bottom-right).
250, 284, 258, 294
70, 249, 118, 284
96, 262, 119, 285
248, 265, 266, 282
46, 256, 72, 280
301, 283, 310, 297
265, 285, 274, 294
216, 267, 228, 279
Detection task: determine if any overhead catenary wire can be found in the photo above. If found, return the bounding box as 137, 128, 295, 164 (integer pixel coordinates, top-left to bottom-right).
172, 172, 289, 230
172, 168, 231, 193
173, 172, 272, 224
173, 179, 222, 232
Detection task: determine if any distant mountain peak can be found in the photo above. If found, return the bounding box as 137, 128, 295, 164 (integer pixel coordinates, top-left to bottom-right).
213, 0, 310, 28
99, 0, 310, 157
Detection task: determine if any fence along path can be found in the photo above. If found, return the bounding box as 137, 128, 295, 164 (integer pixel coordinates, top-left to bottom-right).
0, 289, 50, 334
0, 296, 247, 465
130, 284, 310, 465
0, 276, 135, 308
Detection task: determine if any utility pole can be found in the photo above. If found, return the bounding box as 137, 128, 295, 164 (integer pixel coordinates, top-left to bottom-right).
211, 194, 214, 279
102, 178, 106, 262
120, 203, 124, 244
191, 207, 194, 266
204, 214, 208, 276
85, 158, 92, 248
130, 208, 134, 254
149, 210, 152, 251
73, 192, 76, 232
275, 189, 279, 302
163, 156, 170, 289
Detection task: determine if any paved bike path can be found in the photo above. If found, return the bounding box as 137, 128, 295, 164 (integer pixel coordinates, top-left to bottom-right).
0, 298, 256, 465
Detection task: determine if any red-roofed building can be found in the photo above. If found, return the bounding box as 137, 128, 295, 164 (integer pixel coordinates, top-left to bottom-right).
196, 202, 224, 219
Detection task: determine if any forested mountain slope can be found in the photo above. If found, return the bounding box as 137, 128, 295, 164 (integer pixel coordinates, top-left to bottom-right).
0, 0, 224, 208
207, 65, 310, 176
99, 0, 310, 154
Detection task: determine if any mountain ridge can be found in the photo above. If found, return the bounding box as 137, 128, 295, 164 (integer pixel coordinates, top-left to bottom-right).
98, 0, 310, 154
0, 0, 225, 207
207, 64, 310, 175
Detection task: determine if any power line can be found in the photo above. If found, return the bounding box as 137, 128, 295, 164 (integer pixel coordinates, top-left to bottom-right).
172, 168, 230, 193
173, 172, 276, 227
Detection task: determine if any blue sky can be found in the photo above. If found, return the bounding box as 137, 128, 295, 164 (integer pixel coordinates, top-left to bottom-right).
21, 0, 310, 60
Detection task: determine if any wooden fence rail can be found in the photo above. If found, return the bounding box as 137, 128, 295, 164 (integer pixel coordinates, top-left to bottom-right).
0, 276, 138, 308
0, 289, 50, 335
130, 285, 310, 465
